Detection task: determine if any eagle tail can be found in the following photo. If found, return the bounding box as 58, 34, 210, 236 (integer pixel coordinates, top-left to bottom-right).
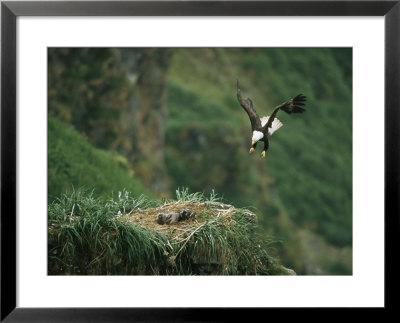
270, 118, 283, 135
263, 116, 283, 136
281, 94, 307, 114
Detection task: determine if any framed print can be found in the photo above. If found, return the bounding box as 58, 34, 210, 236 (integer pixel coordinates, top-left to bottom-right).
1, 0, 399, 321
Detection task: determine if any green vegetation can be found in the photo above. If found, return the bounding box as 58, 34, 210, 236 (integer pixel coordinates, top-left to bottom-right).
48, 48, 131, 149
48, 117, 152, 201
166, 48, 352, 248
48, 188, 288, 275
48, 47, 352, 275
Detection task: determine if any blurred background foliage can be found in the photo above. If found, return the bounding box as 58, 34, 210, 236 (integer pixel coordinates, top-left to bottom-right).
48, 47, 352, 275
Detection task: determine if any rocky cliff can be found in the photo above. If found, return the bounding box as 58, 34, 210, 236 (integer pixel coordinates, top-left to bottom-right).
48, 48, 173, 196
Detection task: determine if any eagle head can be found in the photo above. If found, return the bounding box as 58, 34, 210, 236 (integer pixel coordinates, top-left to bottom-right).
251, 130, 264, 145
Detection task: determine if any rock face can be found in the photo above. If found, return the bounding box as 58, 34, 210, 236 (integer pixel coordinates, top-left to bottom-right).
114, 48, 173, 197
48, 48, 174, 196
281, 267, 297, 275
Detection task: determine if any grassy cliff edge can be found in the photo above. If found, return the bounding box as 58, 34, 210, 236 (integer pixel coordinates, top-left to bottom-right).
48, 189, 293, 275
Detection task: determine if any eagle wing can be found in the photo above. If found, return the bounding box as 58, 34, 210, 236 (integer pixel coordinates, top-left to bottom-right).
263, 94, 306, 131
237, 81, 261, 130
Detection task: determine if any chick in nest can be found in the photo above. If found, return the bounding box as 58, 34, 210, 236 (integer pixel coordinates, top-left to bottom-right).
157, 209, 196, 225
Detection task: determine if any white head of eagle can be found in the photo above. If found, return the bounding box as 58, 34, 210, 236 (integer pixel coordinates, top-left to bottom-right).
251, 130, 264, 144
237, 80, 306, 158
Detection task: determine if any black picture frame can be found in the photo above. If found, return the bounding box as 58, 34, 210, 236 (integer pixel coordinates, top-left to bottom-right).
1, 1, 398, 321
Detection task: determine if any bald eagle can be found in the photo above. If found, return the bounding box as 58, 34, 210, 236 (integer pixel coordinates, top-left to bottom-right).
236, 80, 306, 158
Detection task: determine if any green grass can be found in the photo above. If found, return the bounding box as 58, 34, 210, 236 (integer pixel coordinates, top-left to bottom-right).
48, 189, 164, 275
48, 117, 153, 202
48, 188, 288, 275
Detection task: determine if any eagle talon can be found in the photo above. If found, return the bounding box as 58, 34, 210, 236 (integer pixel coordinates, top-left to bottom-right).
261, 151, 266, 158
249, 147, 255, 154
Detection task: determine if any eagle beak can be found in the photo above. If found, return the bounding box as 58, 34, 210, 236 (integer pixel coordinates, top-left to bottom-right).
261, 151, 266, 158
251, 140, 256, 146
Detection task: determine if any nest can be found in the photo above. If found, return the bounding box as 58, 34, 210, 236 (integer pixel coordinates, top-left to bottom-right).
119, 200, 256, 242
115, 200, 259, 273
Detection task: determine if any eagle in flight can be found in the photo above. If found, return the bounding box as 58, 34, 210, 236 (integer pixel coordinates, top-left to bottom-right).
236, 80, 306, 158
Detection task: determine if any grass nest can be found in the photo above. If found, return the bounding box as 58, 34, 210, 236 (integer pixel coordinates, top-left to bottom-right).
123, 200, 249, 238
48, 188, 292, 275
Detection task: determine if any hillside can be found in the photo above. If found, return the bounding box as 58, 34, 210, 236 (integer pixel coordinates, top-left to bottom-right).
166, 48, 352, 247
48, 117, 153, 201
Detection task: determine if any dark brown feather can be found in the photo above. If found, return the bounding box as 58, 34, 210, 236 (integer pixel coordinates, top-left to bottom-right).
237, 80, 261, 130
263, 94, 307, 131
